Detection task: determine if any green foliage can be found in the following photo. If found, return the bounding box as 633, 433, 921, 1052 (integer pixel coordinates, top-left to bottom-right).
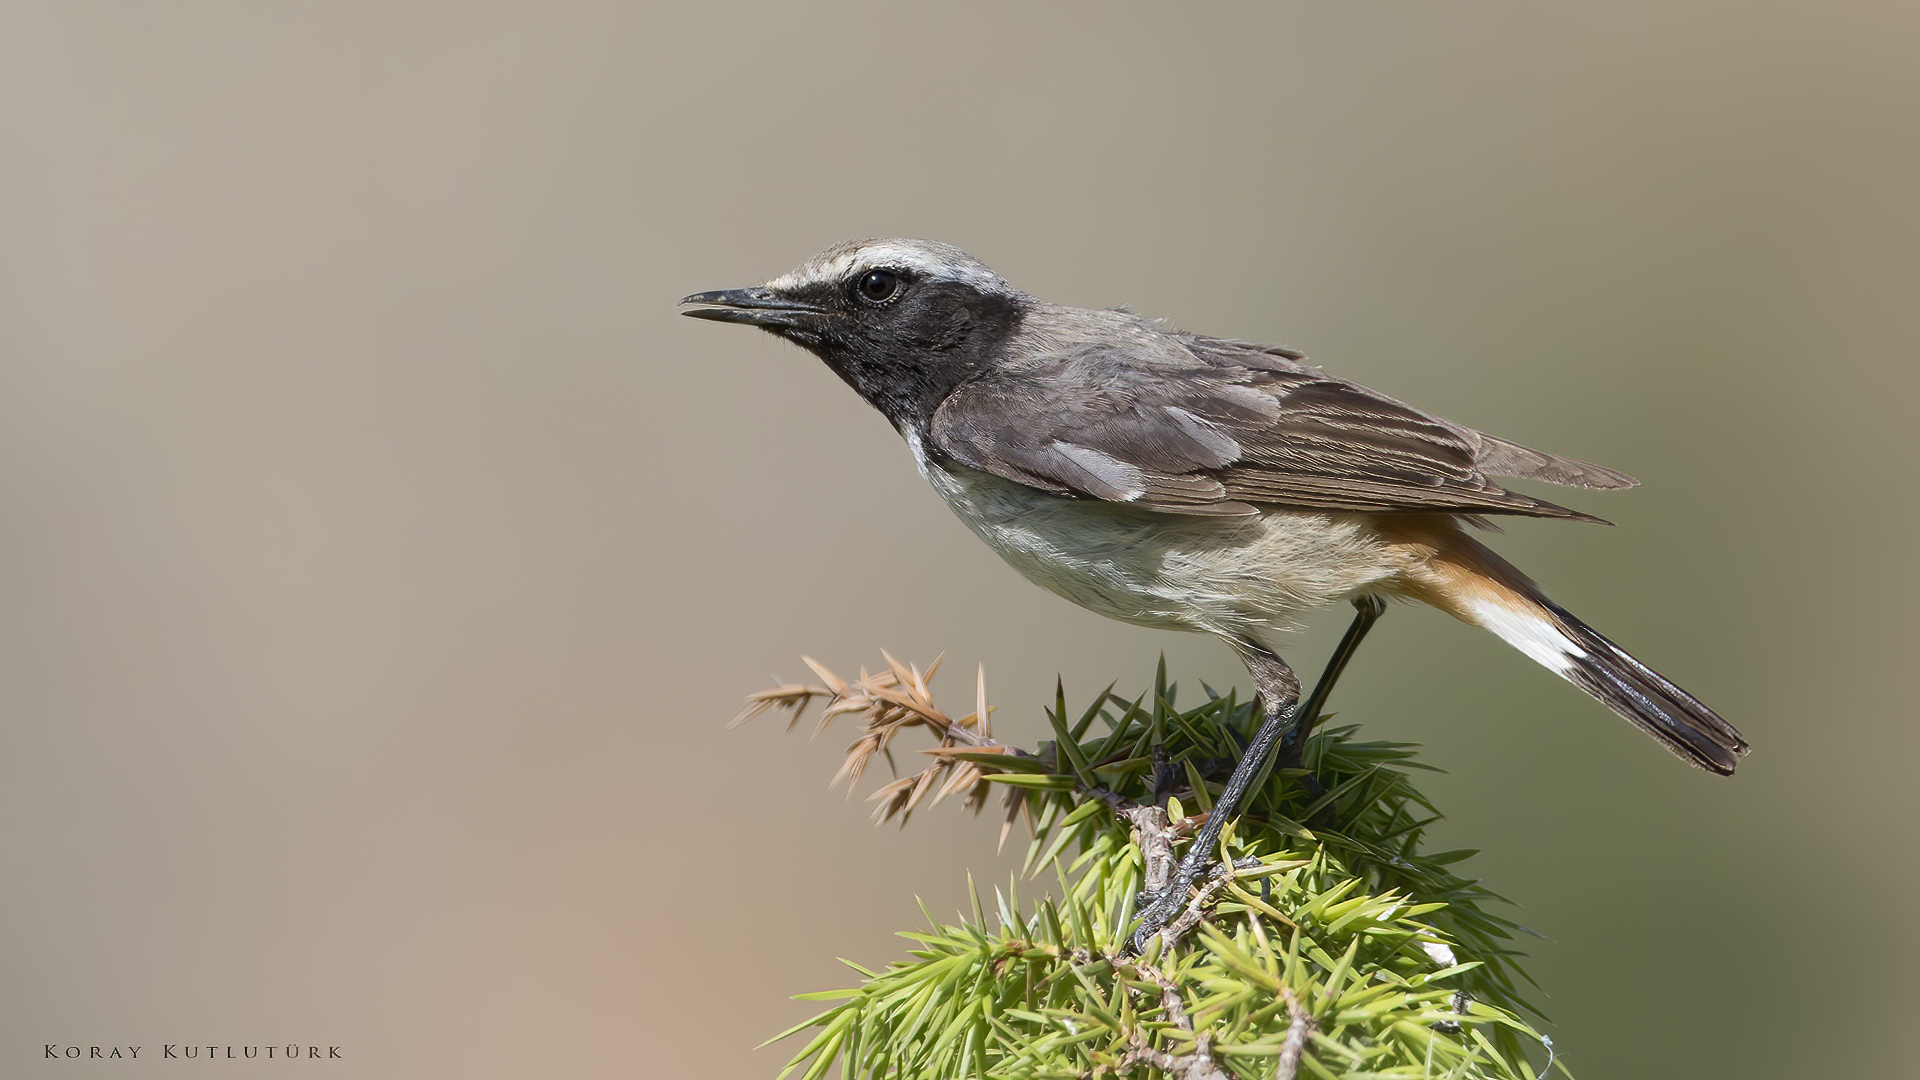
767, 662, 1564, 1079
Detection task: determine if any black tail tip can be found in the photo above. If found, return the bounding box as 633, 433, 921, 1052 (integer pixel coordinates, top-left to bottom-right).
1548, 604, 1750, 775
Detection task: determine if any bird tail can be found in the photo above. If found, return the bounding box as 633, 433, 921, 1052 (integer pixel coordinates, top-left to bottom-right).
1401, 528, 1749, 774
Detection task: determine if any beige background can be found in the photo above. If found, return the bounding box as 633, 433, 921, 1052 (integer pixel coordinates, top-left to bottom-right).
3, 3, 1916, 1077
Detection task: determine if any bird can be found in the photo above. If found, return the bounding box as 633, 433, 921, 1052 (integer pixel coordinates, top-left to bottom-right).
680, 238, 1748, 946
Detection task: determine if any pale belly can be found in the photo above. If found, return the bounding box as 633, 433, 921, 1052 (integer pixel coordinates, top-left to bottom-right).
909, 438, 1409, 646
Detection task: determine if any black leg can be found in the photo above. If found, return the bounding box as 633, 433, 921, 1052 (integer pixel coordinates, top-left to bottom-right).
1130, 638, 1298, 951
1127, 595, 1389, 953
1279, 594, 1388, 774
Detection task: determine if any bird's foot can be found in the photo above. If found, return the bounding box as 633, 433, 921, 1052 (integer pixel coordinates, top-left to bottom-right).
1278, 737, 1338, 829
1293, 767, 1328, 802
1129, 855, 1262, 954
1129, 878, 1195, 952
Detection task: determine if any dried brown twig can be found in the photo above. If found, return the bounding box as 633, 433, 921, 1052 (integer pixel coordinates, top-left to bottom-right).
735, 652, 1030, 829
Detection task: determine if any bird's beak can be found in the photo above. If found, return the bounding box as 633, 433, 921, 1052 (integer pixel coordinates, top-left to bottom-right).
679, 287, 828, 329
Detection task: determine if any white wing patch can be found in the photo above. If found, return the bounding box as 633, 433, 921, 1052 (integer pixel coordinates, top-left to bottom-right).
1162, 404, 1242, 464
1047, 442, 1148, 501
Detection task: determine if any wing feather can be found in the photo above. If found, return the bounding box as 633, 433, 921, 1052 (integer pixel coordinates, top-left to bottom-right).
928, 335, 1618, 522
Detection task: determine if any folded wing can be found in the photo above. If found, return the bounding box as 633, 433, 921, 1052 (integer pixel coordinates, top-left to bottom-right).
928, 338, 1631, 521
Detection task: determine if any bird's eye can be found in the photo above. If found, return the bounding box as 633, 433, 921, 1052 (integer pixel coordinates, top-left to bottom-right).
857, 269, 901, 304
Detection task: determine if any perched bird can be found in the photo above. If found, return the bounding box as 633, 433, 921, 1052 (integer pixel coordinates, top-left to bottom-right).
681, 238, 1748, 945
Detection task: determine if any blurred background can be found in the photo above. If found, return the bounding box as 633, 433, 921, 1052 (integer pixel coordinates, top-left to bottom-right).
3, 2, 1915, 1076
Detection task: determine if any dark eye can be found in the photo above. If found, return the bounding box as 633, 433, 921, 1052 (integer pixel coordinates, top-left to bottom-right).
857, 269, 901, 304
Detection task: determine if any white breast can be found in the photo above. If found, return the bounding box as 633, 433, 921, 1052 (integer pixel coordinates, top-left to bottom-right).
901, 429, 1403, 647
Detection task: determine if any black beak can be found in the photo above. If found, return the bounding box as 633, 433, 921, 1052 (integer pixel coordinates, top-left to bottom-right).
679, 287, 827, 329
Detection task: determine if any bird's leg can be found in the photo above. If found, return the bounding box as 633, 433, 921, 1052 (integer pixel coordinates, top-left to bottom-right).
1149, 742, 1177, 807
1127, 596, 1390, 953
1129, 639, 1299, 952
1279, 594, 1389, 777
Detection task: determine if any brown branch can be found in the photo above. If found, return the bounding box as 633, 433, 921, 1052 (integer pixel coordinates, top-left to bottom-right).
1116, 957, 1230, 1079
1129, 960, 1194, 1033
1121, 1029, 1231, 1080
1112, 936, 1237, 1079
1122, 805, 1176, 899
1275, 991, 1316, 1080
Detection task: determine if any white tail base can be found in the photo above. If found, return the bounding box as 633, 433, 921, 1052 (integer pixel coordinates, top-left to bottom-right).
1463, 596, 1579, 675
